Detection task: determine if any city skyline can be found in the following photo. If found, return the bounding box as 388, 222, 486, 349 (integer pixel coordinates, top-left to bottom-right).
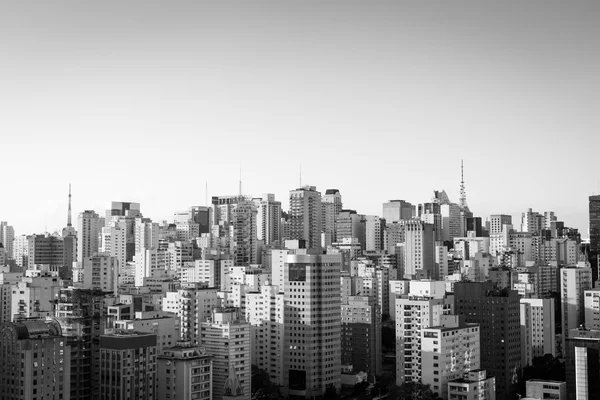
2, 1, 599, 233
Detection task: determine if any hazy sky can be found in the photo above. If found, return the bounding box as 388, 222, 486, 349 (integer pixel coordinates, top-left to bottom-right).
1, 1, 599, 235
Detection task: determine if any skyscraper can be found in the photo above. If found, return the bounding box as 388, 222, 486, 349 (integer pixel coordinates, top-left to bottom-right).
0, 221, 15, 262
289, 186, 322, 250
382, 200, 415, 223
561, 264, 593, 352
77, 210, 102, 263
255, 194, 282, 246
364, 215, 385, 252
284, 253, 342, 398
589, 195, 600, 254
402, 219, 435, 279
232, 198, 258, 266
454, 282, 521, 400
322, 189, 343, 246
564, 327, 600, 400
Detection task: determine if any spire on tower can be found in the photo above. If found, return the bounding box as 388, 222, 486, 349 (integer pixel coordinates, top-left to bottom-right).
67, 183, 72, 227
459, 160, 469, 210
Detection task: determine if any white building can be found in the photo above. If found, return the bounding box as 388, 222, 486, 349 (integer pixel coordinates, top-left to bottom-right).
255, 193, 282, 246
11, 272, 62, 321
561, 263, 593, 353
447, 370, 496, 400
402, 220, 435, 279
584, 288, 600, 330
520, 298, 556, 367
113, 311, 180, 354
82, 252, 118, 294
288, 186, 322, 250
0, 221, 15, 261
365, 215, 385, 252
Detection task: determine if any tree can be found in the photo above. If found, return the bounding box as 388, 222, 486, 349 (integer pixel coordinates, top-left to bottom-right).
387, 382, 438, 400
519, 354, 565, 395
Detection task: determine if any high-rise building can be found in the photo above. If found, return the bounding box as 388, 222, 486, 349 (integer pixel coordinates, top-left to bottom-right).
335, 210, 366, 249
255, 194, 282, 246
78, 210, 102, 263
365, 215, 385, 252
521, 208, 545, 234
83, 252, 119, 294
157, 343, 213, 400
232, 198, 258, 266
402, 219, 435, 279
12, 234, 29, 267
11, 271, 62, 320
321, 189, 343, 247
283, 253, 342, 398
589, 195, 600, 254
135, 218, 159, 255
561, 264, 593, 352
200, 308, 251, 400
441, 203, 462, 242
0, 221, 15, 261
0, 319, 70, 400
525, 379, 566, 400
490, 214, 512, 235
421, 315, 481, 399
27, 233, 65, 269
106, 201, 141, 221
520, 298, 556, 365
382, 200, 415, 223
564, 327, 600, 400
584, 288, 600, 330
454, 282, 521, 400
341, 295, 381, 379
289, 186, 322, 250
99, 331, 157, 400
246, 284, 285, 386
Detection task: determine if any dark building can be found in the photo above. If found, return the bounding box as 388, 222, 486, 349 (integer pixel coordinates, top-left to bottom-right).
589, 195, 600, 282
55, 287, 109, 400
466, 217, 483, 237
565, 327, 600, 400
454, 282, 521, 400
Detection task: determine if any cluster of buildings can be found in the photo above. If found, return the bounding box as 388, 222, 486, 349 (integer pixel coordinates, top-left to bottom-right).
1, 177, 600, 400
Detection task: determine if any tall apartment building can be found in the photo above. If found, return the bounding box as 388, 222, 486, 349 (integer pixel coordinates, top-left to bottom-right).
289, 186, 322, 250
157, 343, 212, 400
99, 331, 157, 400
100, 220, 128, 273
521, 208, 544, 234
106, 201, 141, 221
520, 298, 556, 365
402, 219, 435, 279
54, 287, 108, 400
421, 315, 481, 399
78, 210, 102, 262
585, 288, 600, 330
447, 370, 496, 400
135, 218, 159, 255
283, 253, 342, 398
232, 199, 258, 266
174, 206, 212, 234
162, 287, 220, 346
421, 212, 443, 243
564, 327, 600, 400
321, 189, 343, 247
0, 221, 14, 261
12, 234, 29, 267
394, 283, 453, 386
490, 214, 512, 235
83, 252, 119, 295
382, 200, 414, 223
0, 319, 70, 400
11, 271, 62, 320
335, 210, 366, 250
454, 282, 521, 400
27, 233, 65, 269
341, 295, 381, 379
255, 194, 282, 246
589, 195, 600, 254
561, 264, 593, 352
246, 284, 285, 386
200, 308, 251, 400
441, 203, 462, 242
365, 215, 385, 252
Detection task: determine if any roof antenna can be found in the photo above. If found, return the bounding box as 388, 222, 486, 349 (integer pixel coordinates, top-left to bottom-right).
67, 183, 72, 227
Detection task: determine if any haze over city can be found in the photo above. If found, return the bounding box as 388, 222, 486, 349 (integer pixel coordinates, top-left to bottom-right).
2, 0, 600, 234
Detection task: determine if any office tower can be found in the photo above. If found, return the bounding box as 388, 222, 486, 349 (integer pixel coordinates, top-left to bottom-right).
232, 198, 258, 266
246, 284, 285, 386
421, 315, 481, 399
27, 233, 65, 269
466, 217, 483, 236
341, 295, 381, 379
561, 264, 593, 352
521, 208, 544, 234
321, 189, 343, 247
441, 203, 462, 242
490, 214, 512, 235
100, 220, 128, 273
402, 219, 435, 279
394, 282, 452, 386
162, 287, 220, 346
83, 252, 119, 294
365, 215, 385, 252
418, 202, 441, 217
447, 370, 496, 400
0, 319, 70, 400
454, 282, 521, 400
12, 271, 62, 320
99, 331, 157, 400
289, 186, 322, 250
212, 195, 243, 226
55, 287, 108, 400
283, 253, 342, 397
78, 210, 102, 262
335, 210, 366, 249
382, 200, 415, 223
200, 308, 251, 400
175, 206, 212, 234
384, 222, 405, 253
520, 298, 556, 364
0, 221, 14, 261
589, 195, 600, 254
106, 201, 141, 221
564, 327, 600, 400
157, 343, 213, 400
255, 194, 282, 246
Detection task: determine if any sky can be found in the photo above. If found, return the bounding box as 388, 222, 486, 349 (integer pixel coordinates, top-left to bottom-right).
1, 1, 599, 236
